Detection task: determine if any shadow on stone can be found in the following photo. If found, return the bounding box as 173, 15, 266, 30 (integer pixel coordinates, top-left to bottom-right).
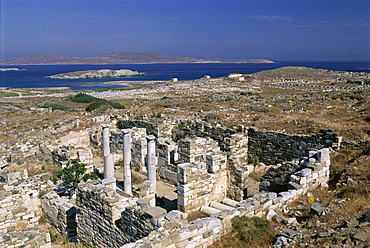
156, 195, 177, 212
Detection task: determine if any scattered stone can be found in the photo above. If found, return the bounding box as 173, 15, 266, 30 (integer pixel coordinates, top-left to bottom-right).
273, 214, 288, 224
353, 231, 369, 242
281, 228, 302, 238
310, 202, 326, 216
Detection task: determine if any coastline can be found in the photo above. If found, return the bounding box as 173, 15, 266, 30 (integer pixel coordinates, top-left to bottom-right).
1, 61, 369, 90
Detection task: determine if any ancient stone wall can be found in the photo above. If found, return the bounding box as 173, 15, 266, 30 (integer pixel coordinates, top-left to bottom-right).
223, 133, 250, 200
75, 182, 166, 248
178, 137, 220, 164
122, 148, 331, 248
157, 138, 178, 183
0, 173, 53, 248
248, 127, 341, 165
41, 191, 77, 239
157, 120, 177, 139
117, 120, 158, 137
59, 131, 90, 148
1, 139, 54, 168
130, 128, 149, 172
177, 159, 228, 212
174, 120, 240, 148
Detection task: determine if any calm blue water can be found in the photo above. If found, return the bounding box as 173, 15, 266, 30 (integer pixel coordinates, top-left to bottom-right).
0, 61, 369, 90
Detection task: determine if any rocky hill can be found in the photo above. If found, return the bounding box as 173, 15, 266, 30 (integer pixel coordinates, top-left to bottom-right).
45, 69, 145, 79
0, 52, 274, 65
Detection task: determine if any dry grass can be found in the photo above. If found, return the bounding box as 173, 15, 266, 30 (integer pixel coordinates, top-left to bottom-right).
322, 193, 370, 225
209, 216, 277, 248
186, 210, 210, 222
248, 170, 266, 181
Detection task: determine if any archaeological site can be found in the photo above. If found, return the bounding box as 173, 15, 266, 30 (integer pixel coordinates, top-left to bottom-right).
1, 114, 343, 247
1, 67, 369, 248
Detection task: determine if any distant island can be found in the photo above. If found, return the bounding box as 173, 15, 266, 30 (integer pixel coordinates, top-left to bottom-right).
0, 52, 274, 65
46, 69, 145, 79
0, 67, 21, 71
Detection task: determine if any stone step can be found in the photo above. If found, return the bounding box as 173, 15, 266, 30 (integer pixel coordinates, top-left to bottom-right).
223, 198, 239, 207
210, 201, 235, 211
200, 206, 221, 215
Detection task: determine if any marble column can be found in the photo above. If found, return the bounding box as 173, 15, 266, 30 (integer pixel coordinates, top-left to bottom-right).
122, 129, 132, 195
101, 124, 114, 179
104, 154, 115, 178
146, 135, 156, 206
146, 135, 156, 182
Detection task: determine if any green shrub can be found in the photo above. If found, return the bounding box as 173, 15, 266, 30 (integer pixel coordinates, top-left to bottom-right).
82, 172, 99, 182
39, 102, 70, 110
57, 159, 98, 188
108, 101, 125, 109
51, 176, 58, 185
85, 100, 108, 112
68, 93, 100, 103
48, 227, 59, 242
85, 99, 125, 112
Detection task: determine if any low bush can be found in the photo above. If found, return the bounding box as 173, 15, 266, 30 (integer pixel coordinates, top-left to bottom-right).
48, 227, 59, 242
68, 93, 100, 103
338, 185, 359, 198
85, 100, 108, 112
39, 102, 70, 110
84, 100, 124, 112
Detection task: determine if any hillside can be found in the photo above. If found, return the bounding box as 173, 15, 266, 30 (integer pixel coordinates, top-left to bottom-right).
0, 52, 274, 65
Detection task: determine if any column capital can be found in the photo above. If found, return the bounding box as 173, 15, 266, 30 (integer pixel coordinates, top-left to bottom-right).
100, 124, 111, 129
122, 129, 131, 134
146, 135, 156, 142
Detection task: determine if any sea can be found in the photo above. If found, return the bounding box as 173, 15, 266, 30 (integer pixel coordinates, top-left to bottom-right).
0, 61, 369, 90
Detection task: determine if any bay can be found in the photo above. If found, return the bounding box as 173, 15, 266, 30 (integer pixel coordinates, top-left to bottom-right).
0, 61, 369, 90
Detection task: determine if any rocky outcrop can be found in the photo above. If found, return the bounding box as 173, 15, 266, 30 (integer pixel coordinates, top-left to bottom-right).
0, 68, 20, 71
46, 69, 145, 79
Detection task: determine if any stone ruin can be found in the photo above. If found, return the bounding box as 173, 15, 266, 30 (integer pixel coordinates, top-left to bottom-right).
0, 118, 342, 248
0, 173, 53, 248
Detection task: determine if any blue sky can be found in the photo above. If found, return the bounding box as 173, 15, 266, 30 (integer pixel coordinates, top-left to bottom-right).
1, 0, 369, 60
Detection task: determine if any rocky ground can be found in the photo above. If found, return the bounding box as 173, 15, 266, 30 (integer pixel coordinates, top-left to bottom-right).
0, 66, 369, 247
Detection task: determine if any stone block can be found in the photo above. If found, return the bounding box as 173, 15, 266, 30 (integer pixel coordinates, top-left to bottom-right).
267, 192, 277, 200
278, 192, 293, 201
144, 207, 167, 219
161, 235, 179, 248
297, 168, 311, 177
7, 172, 20, 181
176, 239, 190, 248
299, 177, 307, 185
137, 199, 149, 211
317, 148, 330, 162
310, 202, 326, 216
165, 210, 183, 222
312, 172, 318, 180
266, 209, 277, 221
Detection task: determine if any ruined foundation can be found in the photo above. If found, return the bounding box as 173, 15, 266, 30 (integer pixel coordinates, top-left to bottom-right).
2, 118, 340, 248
